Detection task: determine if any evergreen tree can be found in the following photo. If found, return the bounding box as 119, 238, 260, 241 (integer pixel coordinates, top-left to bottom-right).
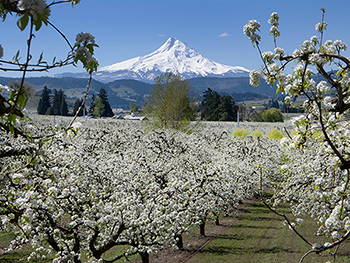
201, 88, 237, 121
37, 86, 51, 115
202, 88, 221, 121
93, 97, 105, 117
217, 95, 237, 121
60, 91, 69, 116
52, 89, 61, 115
96, 88, 113, 117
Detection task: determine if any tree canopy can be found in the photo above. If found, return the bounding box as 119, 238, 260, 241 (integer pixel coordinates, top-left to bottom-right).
92, 87, 113, 117
37, 88, 69, 116
201, 88, 238, 121
37, 86, 51, 115
148, 73, 195, 129
251, 108, 284, 122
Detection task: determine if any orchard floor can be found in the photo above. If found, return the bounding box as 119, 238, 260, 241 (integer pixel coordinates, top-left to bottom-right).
2, 199, 350, 263
136, 199, 350, 263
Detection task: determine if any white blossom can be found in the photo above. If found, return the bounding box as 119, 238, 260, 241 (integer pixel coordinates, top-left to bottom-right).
249, 70, 260, 87
243, 20, 261, 46
17, 0, 51, 20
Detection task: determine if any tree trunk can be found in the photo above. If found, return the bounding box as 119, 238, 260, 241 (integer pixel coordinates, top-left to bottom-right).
139, 251, 149, 263
215, 216, 220, 226
175, 233, 183, 249
200, 221, 206, 236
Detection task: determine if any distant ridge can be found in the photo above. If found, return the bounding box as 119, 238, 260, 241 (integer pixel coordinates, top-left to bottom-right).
0, 76, 277, 109
55, 38, 250, 83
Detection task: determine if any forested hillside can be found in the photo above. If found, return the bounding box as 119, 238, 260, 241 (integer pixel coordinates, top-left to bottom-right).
0, 76, 274, 108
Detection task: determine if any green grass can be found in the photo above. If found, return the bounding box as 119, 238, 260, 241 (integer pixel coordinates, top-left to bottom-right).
0, 231, 139, 263
2, 200, 350, 263
193, 200, 350, 263
0, 232, 53, 263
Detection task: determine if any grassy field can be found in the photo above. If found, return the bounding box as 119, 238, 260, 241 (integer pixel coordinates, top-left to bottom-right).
189, 200, 350, 263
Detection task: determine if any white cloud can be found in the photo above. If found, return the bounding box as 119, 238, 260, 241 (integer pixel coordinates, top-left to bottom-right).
218, 32, 231, 37
158, 34, 166, 37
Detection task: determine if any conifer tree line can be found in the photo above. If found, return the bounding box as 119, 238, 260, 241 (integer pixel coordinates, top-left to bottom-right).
37, 87, 114, 117
37, 86, 69, 116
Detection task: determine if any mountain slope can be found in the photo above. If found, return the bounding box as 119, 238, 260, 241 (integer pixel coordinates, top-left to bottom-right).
56, 38, 249, 83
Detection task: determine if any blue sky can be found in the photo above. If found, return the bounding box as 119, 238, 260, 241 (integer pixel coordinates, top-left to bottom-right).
1, 0, 350, 78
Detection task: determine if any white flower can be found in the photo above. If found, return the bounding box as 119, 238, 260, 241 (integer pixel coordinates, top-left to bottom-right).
315, 22, 327, 33
51, 167, 61, 175
268, 12, 279, 27
24, 124, 35, 134
274, 47, 285, 56
249, 70, 260, 87
12, 173, 24, 180
262, 51, 274, 63
295, 218, 304, 226
17, 0, 51, 20
280, 138, 289, 147
334, 40, 347, 52
331, 231, 340, 240
71, 122, 82, 129
312, 243, 322, 250
48, 187, 58, 195
316, 81, 330, 94
310, 36, 319, 45
243, 20, 261, 45
280, 164, 289, 171
292, 48, 303, 58
75, 32, 96, 45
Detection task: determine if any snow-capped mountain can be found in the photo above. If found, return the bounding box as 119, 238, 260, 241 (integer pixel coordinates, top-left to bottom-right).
56, 38, 249, 83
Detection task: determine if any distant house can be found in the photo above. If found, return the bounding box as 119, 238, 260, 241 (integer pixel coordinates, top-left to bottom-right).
252, 106, 266, 111
124, 114, 148, 121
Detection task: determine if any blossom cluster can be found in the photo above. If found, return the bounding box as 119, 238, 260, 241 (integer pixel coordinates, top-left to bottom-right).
73, 32, 99, 74
243, 19, 261, 47
16, 0, 51, 20
0, 117, 283, 262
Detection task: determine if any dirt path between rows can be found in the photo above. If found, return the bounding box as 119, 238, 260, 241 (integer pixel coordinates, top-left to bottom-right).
136, 202, 250, 263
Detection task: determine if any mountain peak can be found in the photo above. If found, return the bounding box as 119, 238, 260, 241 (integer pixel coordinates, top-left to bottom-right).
57, 38, 250, 83
160, 37, 185, 50
151, 37, 191, 56
164, 37, 180, 48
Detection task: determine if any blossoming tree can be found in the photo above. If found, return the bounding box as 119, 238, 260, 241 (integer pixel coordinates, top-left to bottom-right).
245, 8, 350, 262
0, 0, 98, 262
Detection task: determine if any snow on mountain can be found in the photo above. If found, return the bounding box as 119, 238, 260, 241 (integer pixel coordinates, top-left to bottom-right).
56, 38, 250, 83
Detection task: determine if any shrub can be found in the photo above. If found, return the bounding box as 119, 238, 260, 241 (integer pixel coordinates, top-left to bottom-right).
266, 128, 285, 140
262, 108, 284, 122
251, 130, 262, 138
251, 108, 284, 122
232, 128, 250, 138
